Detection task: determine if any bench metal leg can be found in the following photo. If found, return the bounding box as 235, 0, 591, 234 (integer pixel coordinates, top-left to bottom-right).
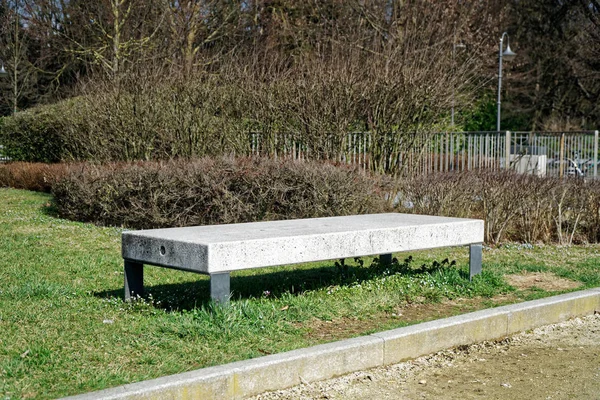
124, 260, 144, 301
210, 272, 231, 304
380, 253, 393, 265
469, 244, 483, 281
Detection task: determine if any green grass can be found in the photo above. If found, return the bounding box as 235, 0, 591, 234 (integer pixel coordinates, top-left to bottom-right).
1, 188, 599, 399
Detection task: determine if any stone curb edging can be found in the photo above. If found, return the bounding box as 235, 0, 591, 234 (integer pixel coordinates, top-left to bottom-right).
63, 288, 600, 400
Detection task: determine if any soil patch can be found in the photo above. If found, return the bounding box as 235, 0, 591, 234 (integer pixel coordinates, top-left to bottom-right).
505, 271, 582, 291
301, 295, 521, 342
298, 272, 582, 355
303, 316, 390, 341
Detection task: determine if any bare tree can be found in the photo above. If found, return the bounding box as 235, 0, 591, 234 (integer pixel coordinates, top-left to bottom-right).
164, 1, 241, 75
55, 0, 165, 80
508, 0, 600, 130
0, 0, 39, 114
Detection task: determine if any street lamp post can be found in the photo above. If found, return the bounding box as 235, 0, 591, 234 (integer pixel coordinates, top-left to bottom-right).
497, 32, 517, 131
0, 61, 7, 161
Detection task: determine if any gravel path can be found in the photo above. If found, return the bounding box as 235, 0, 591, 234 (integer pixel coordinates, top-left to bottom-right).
250, 313, 600, 400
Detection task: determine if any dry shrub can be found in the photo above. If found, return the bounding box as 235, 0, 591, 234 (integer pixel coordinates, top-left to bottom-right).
548, 178, 587, 245
580, 180, 600, 243
394, 173, 475, 219
475, 172, 535, 244
396, 170, 600, 245
0, 162, 80, 192
52, 157, 392, 229
13, 159, 600, 246
512, 177, 555, 244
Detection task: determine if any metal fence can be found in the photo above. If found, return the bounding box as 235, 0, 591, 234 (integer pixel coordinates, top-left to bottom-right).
249, 130, 600, 178
510, 131, 598, 178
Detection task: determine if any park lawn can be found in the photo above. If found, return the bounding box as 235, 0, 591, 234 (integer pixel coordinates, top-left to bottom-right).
1, 188, 599, 399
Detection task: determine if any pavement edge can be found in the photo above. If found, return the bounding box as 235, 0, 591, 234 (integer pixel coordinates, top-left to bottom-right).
62, 288, 600, 400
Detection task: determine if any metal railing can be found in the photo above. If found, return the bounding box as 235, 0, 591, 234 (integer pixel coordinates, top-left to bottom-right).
248, 130, 599, 178
510, 131, 598, 178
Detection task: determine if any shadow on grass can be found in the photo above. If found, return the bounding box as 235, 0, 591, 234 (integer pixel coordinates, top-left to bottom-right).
95, 257, 466, 311
40, 201, 61, 218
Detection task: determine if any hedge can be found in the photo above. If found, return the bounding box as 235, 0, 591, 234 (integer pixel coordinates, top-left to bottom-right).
51, 157, 392, 229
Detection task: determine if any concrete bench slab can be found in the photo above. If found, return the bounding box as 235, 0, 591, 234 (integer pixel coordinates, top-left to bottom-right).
122, 213, 484, 303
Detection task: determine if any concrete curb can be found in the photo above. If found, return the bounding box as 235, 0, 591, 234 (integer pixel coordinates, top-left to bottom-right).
63, 288, 600, 400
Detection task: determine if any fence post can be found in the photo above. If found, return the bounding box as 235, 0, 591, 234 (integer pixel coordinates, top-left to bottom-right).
504, 131, 511, 170
444, 132, 450, 172
594, 130, 599, 179
559, 132, 565, 178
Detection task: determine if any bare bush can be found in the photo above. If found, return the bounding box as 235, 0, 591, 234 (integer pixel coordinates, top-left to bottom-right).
0, 162, 80, 192
52, 157, 392, 229
395, 170, 600, 245
581, 180, 600, 243
513, 176, 555, 243
550, 178, 588, 245
2, 160, 593, 245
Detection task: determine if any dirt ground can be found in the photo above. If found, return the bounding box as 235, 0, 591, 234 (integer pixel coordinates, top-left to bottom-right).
300, 272, 583, 344
250, 313, 600, 400
504, 271, 582, 292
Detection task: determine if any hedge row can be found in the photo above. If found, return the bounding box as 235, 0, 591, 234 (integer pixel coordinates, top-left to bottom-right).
0, 162, 80, 192
396, 170, 600, 245
0, 78, 251, 163
4, 158, 599, 245
51, 158, 392, 229
0, 103, 71, 163
0, 60, 459, 166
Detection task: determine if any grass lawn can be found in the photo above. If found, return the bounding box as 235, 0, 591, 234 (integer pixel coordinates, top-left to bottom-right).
1, 188, 599, 399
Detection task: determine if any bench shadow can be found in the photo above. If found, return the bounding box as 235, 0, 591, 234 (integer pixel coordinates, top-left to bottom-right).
95, 257, 466, 311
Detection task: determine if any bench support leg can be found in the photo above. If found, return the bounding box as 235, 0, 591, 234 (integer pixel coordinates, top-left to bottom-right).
469, 244, 483, 281
124, 260, 144, 301
380, 253, 393, 265
210, 272, 231, 304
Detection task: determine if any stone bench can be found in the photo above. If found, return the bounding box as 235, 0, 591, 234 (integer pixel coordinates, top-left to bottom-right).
122, 213, 484, 303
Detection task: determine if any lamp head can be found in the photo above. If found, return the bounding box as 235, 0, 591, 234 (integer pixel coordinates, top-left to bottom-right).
502, 43, 517, 62
0, 64, 7, 77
